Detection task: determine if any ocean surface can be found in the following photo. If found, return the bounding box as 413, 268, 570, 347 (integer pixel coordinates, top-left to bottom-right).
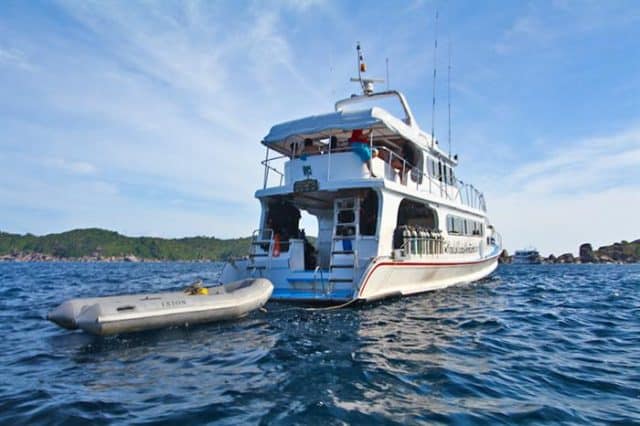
0, 262, 638, 425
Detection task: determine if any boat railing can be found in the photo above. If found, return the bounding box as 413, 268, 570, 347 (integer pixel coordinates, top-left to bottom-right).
261, 153, 286, 189
260, 143, 487, 212
398, 235, 445, 258
491, 230, 503, 249
250, 229, 273, 258
397, 232, 487, 258
374, 145, 487, 212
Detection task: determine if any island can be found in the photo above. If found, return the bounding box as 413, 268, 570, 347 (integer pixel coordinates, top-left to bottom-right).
499, 240, 640, 264
0, 229, 251, 262
2, 229, 638, 264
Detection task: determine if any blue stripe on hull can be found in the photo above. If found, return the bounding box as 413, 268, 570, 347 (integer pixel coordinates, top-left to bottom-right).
271, 288, 354, 303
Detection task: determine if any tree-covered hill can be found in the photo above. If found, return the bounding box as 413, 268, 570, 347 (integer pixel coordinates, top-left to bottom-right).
0, 228, 251, 261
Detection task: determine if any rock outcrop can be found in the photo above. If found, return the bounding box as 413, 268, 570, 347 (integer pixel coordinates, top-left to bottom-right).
499, 249, 511, 264
556, 253, 576, 264
595, 240, 640, 263
579, 243, 597, 263
540, 239, 639, 264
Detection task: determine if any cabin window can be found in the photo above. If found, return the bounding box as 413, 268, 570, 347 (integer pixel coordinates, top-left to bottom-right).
438, 161, 443, 182
447, 216, 456, 234
446, 214, 484, 237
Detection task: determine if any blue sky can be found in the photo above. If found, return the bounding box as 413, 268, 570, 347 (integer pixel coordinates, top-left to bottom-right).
1, 0, 638, 255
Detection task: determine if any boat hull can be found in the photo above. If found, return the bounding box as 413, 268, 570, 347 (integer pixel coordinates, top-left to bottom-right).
48, 278, 273, 336
220, 251, 499, 303
357, 254, 499, 301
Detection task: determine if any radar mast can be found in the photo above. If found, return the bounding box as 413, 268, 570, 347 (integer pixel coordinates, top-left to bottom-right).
350, 43, 384, 96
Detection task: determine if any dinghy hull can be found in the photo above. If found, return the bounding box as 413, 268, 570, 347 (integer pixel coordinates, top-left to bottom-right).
48, 278, 273, 336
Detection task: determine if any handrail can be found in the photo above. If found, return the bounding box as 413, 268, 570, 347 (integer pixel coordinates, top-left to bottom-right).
259, 143, 487, 212
372, 145, 486, 211
399, 235, 444, 257
334, 91, 417, 128
261, 157, 285, 188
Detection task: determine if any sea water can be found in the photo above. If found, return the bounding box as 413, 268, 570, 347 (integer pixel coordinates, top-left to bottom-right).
0, 262, 638, 424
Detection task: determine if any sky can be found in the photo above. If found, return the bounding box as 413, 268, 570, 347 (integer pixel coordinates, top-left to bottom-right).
0, 0, 639, 255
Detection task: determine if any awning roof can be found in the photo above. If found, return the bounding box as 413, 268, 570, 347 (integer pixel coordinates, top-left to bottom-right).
262, 107, 430, 155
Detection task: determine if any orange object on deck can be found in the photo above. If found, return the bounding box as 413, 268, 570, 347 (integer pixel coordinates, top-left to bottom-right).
272, 234, 281, 257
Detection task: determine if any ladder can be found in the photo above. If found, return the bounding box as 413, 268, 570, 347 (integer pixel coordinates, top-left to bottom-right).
329, 197, 360, 292
247, 229, 272, 277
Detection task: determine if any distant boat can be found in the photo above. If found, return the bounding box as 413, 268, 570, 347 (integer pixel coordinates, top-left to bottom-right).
513, 248, 541, 264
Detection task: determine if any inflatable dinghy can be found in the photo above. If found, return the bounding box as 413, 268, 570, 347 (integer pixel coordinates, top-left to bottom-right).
48, 278, 273, 336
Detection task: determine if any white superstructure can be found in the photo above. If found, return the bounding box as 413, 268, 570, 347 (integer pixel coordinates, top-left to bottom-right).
219, 48, 502, 303
513, 248, 541, 264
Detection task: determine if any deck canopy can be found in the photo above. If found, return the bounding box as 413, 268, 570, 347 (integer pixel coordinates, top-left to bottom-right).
262, 107, 430, 158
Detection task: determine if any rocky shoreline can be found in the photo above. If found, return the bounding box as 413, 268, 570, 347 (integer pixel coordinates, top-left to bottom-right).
2, 238, 638, 264
500, 240, 640, 264
0, 253, 217, 263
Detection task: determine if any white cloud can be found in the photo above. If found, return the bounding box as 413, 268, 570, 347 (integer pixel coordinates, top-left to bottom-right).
507, 127, 640, 192
0, 1, 340, 237
494, 15, 554, 55
272, 0, 326, 12
0, 46, 35, 70
493, 2, 640, 55
486, 126, 640, 255
44, 158, 98, 175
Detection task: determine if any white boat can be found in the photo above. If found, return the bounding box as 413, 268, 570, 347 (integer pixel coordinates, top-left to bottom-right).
512, 248, 541, 264
48, 278, 273, 335
219, 45, 503, 303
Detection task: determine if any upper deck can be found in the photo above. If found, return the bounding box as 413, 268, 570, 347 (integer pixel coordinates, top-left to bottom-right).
258, 147, 486, 214
257, 95, 487, 214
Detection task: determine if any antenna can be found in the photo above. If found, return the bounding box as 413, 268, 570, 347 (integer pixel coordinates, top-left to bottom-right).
356, 42, 365, 93
386, 57, 390, 90
329, 48, 335, 98
431, 9, 439, 147
350, 43, 384, 95
447, 32, 452, 158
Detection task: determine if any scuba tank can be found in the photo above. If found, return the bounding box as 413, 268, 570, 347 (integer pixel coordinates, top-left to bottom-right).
402, 226, 411, 256
419, 227, 427, 256
410, 227, 418, 256
434, 229, 442, 254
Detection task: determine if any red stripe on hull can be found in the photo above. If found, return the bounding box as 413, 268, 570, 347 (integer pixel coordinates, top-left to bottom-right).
358, 254, 499, 297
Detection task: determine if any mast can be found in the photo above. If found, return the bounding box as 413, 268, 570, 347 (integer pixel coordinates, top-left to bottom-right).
431, 9, 439, 147
351, 43, 383, 96
386, 57, 390, 90
447, 34, 452, 158
356, 42, 366, 94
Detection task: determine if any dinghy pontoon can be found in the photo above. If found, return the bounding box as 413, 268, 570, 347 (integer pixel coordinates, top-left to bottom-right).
48, 278, 273, 336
